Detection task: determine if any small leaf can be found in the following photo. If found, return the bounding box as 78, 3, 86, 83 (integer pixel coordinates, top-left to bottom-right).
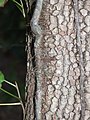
0, 84, 2, 88
0, 71, 5, 84
0, 0, 8, 7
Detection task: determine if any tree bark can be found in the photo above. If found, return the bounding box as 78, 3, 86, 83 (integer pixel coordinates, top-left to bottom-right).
25, 0, 90, 119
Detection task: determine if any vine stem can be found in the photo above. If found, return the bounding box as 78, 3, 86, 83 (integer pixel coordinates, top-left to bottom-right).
15, 81, 25, 119
19, 0, 26, 17
12, 0, 22, 7
4, 80, 16, 88
0, 102, 21, 106
0, 80, 25, 118
0, 87, 20, 100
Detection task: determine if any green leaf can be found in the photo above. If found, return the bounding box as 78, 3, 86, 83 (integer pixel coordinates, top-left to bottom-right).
0, 0, 8, 7
0, 71, 5, 84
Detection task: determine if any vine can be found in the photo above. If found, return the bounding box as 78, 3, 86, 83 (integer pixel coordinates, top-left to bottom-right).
0, 0, 25, 17
0, 71, 25, 118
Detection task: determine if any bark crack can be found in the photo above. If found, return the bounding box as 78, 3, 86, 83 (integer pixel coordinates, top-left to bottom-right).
73, 0, 85, 120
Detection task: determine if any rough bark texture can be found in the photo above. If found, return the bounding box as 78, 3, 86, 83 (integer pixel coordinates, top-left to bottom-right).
25, 35, 35, 119
25, 1, 36, 119
25, 0, 90, 119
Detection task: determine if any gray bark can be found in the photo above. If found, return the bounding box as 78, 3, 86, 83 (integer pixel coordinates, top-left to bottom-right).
25, 0, 90, 119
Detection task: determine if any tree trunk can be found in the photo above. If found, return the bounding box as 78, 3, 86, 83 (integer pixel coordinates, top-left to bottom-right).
25, 0, 90, 119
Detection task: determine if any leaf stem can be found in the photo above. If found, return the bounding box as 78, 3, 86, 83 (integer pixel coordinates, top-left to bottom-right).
11, 0, 22, 8
4, 80, 16, 88
19, 0, 25, 17
15, 81, 25, 119
0, 88, 20, 100
0, 102, 21, 106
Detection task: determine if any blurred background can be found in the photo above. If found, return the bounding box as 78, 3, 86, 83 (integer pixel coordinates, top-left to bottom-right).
0, 0, 26, 120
